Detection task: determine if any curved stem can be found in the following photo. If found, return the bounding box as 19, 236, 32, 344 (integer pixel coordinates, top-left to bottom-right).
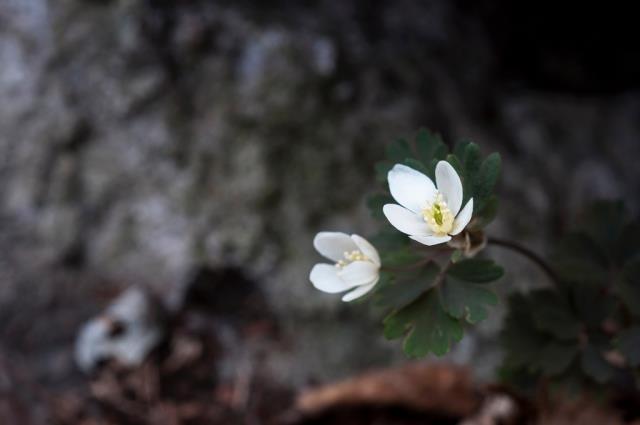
488, 237, 560, 287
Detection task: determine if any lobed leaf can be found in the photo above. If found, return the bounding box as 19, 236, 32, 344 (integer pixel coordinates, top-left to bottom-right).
375, 262, 439, 309
475, 153, 501, 211
617, 259, 640, 318
447, 258, 504, 283
617, 326, 640, 368
536, 341, 579, 376
383, 289, 463, 357
439, 277, 498, 324
415, 128, 447, 164
386, 138, 413, 162
581, 345, 616, 384
529, 290, 581, 341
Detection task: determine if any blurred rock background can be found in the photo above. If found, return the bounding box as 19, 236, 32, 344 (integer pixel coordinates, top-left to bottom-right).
1, 0, 639, 423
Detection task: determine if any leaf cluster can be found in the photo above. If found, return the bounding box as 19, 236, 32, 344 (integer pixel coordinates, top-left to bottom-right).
501, 201, 640, 392
367, 129, 504, 357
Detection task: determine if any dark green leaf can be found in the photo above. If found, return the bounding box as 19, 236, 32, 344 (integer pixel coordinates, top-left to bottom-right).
537, 341, 579, 376
403, 158, 430, 176
439, 277, 498, 324
571, 282, 615, 329
380, 247, 422, 268
617, 259, 640, 318
453, 140, 472, 160
383, 289, 463, 357
618, 326, 640, 367
462, 143, 482, 183
475, 153, 501, 210
386, 138, 412, 162
581, 345, 616, 384
618, 221, 640, 264
415, 128, 447, 163
445, 154, 464, 177
370, 228, 409, 251
530, 290, 581, 340
502, 294, 549, 369
375, 263, 439, 309
447, 259, 504, 283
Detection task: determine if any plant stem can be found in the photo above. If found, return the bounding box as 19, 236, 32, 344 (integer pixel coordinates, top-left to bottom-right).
487, 237, 560, 287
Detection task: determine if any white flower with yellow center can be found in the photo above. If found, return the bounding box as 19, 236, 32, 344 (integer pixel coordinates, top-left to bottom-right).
309, 232, 381, 302
382, 161, 473, 246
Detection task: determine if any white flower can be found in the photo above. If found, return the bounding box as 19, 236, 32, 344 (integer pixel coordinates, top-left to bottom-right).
309, 232, 381, 302
382, 161, 473, 246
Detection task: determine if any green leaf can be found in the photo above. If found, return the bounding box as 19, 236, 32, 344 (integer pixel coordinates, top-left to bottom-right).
581, 345, 616, 384
386, 138, 412, 162
445, 154, 464, 177
529, 290, 581, 340
502, 293, 582, 384
375, 263, 439, 309
617, 259, 640, 318
453, 140, 472, 160
383, 289, 463, 357
617, 221, 640, 264
380, 247, 422, 268
475, 153, 501, 210
618, 326, 640, 367
462, 143, 482, 183
415, 128, 447, 164
571, 282, 615, 329
537, 341, 579, 376
370, 228, 409, 251
502, 294, 549, 369
439, 277, 498, 324
402, 158, 430, 176
447, 259, 504, 283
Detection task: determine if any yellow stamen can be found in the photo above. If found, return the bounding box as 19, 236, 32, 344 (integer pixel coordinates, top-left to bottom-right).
335, 250, 370, 269
422, 192, 454, 236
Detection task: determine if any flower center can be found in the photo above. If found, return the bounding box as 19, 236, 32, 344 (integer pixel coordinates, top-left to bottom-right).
422, 192, 454, 236
335, 250, 369, 268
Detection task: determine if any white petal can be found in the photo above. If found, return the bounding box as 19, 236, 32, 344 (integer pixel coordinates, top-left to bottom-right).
309, 264, 356, 293
351, 234, 381, 267
313, 232, 358, 262
410, 234, 451, 246
450, 198, 473, 235
341, 278, 379, 302
338, 261, 379, 286
435, 161, 463, 216
387, 164, 436, 214
383, 204, 432, 237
